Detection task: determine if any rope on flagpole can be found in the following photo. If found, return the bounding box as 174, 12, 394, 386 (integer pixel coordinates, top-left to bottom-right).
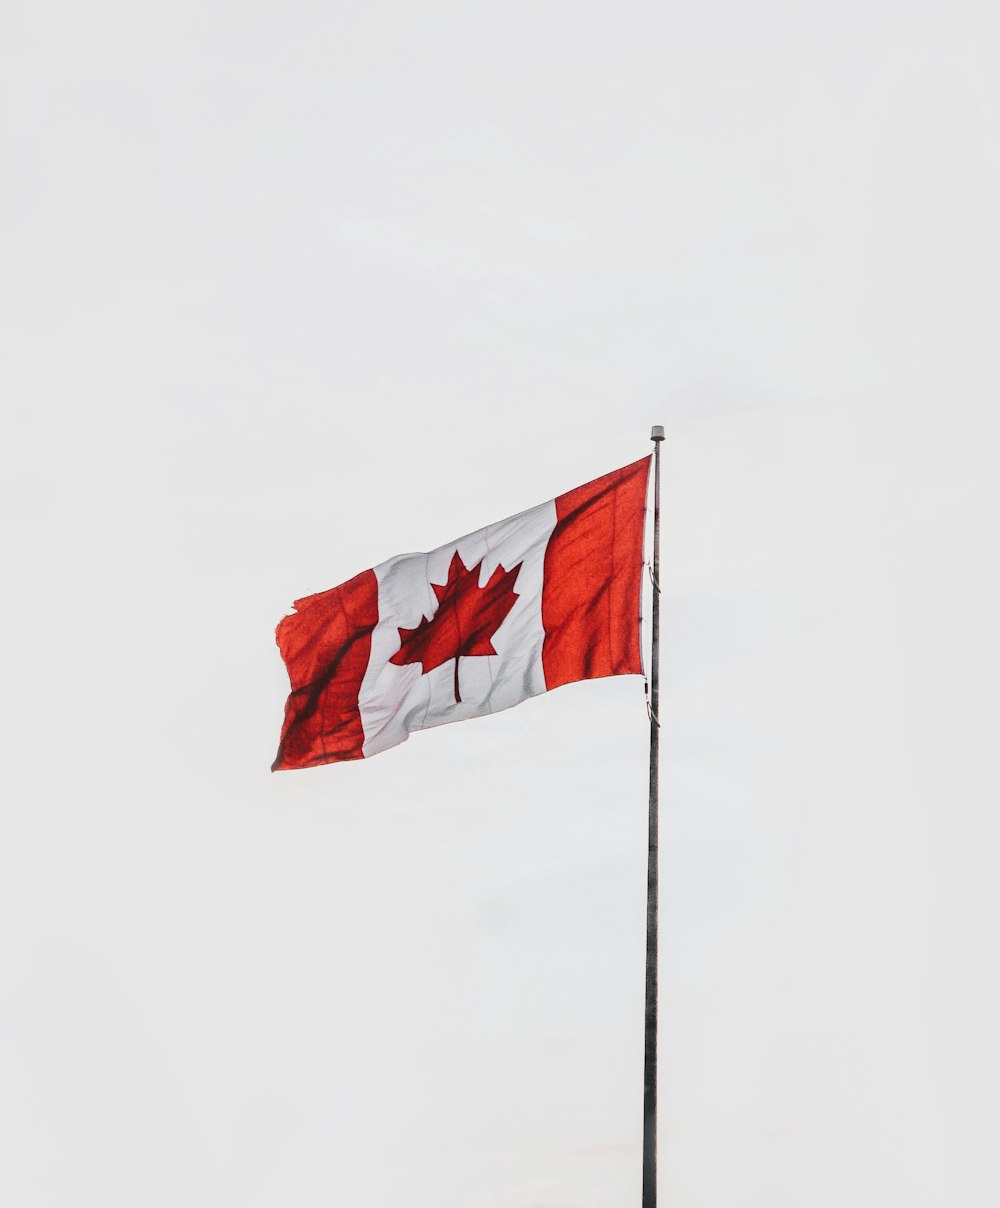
647, 563, 661, 593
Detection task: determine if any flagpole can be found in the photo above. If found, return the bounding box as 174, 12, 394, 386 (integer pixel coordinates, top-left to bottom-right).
644, 424, 664, 1208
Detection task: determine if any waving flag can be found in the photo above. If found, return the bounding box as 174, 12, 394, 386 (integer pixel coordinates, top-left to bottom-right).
272, 456, 651, 770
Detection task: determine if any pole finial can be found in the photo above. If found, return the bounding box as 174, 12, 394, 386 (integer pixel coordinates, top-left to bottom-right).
650, 425, 665, 442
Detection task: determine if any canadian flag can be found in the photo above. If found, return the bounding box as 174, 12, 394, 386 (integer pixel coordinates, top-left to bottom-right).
272, 456, 651, 770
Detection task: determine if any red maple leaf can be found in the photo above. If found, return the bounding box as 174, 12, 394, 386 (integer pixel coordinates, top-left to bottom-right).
389, 551, 522, 703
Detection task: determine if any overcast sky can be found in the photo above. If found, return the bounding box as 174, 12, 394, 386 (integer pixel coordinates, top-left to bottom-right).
2, 1, 999, 1205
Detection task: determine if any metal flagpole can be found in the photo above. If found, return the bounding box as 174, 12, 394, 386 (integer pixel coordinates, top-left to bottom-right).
643, 424, 664, 1208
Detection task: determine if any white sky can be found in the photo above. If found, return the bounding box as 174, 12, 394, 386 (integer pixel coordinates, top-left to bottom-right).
2, 1, 999, 1205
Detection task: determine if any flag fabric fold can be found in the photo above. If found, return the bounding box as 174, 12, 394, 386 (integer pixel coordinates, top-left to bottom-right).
272, 456, 651, 770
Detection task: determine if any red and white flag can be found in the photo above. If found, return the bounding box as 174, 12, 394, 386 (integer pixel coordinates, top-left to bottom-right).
272, 456, 651, 770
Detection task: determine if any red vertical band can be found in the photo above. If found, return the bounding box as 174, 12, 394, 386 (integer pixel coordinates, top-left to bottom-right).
541, 456, 651, 691
272, 568, 379, 770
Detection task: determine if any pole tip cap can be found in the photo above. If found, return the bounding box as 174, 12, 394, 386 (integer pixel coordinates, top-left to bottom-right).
650, 425, 665, 441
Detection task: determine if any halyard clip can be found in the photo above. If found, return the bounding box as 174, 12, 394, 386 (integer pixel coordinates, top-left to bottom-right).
644, 678, 660, 727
